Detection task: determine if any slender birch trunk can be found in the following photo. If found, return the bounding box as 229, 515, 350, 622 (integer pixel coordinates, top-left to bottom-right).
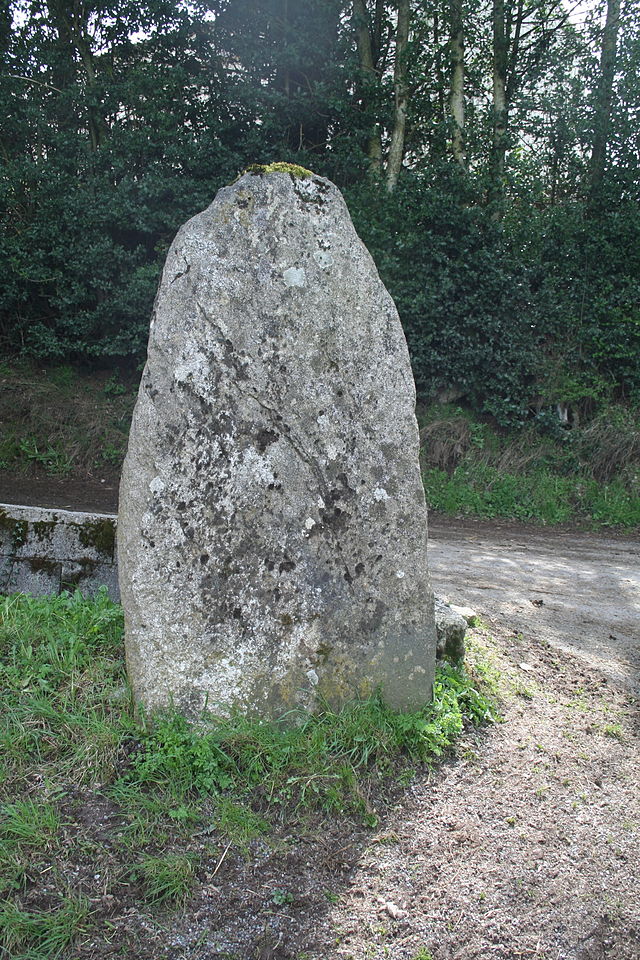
589, 0, 621, 203
490, 0, 508, 215
387, 0, 411, 192
448, 0, 466, 171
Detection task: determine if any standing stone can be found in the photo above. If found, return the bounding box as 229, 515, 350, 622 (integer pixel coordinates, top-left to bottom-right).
118, 167, 436, 719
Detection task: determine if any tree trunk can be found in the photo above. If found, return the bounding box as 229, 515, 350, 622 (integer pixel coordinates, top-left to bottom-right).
490, 0, 509, 216
448, 0, 466, 171
353, 0, 383, 174
387, 0, 410, 192
589, 0, 621, 203
48, 0, 105, 150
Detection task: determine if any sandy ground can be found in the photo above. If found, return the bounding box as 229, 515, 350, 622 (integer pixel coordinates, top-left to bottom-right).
428, 517, 640, 695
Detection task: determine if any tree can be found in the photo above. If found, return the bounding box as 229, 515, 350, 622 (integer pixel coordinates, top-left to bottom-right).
448, 0, 466, 171
589, 0, 621, 202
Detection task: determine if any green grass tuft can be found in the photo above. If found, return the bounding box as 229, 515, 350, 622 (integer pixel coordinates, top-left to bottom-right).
132, 852, 199, 906
0, 894, 90, 959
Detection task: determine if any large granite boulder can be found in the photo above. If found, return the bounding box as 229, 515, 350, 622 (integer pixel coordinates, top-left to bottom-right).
118, 166, 436, 719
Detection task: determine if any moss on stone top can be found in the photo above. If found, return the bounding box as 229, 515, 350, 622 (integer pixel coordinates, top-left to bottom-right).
242, 162, 316, 180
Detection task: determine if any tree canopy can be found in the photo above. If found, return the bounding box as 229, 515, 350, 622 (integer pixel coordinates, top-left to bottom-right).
1, 0, 638, 421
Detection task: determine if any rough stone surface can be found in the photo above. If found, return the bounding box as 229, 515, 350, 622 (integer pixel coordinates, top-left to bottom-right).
118, 170, 436, 719
434, 596, 467, 662
0, 503, 118, 598
449, 603, 479, 626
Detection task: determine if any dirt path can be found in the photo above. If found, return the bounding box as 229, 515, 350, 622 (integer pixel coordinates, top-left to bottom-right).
428, 517, 640, 694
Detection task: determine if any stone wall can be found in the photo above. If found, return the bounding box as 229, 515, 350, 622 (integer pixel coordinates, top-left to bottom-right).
0, 503, 119, 599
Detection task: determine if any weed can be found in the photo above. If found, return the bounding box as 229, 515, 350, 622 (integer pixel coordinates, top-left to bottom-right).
0, 799, 61, 850
419, 402, 640, 529
15, 437, 72, 476
215, 798, 270, 852
412, 950, 434, 960
103, 374, 127, 397
271, 888, 294, 906
47, 365, 76, 390
133, 852, 198, 906
0, 894, 89, 958
123, 663, 497, 820
603, 723, 623, 740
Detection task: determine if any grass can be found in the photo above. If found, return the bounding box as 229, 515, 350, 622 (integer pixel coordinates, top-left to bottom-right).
0, 359, 134, 481
420, 403, 640, 528
131, 853, 199, 906
0, 894, 90, 959
0, 590, 497, 955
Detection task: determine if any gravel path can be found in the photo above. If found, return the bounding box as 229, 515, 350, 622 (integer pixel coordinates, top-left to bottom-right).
428, 517, 640, 693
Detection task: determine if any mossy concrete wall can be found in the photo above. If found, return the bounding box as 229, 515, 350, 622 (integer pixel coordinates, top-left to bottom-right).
0, 504, 119, 599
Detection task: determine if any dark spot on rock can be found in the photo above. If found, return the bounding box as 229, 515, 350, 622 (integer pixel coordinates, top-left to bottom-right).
355, 562, 365, 576
233, 607, 242, 619
200, 553, 209, 564
280, 613, 293, 626
273, 587, 281, 601
177, 501, 186, 511
256, 428, 279, 452
279, 560, 296, 573
343, 567, 353, 584
28, 557, 58, 575
315, 641, 332, 663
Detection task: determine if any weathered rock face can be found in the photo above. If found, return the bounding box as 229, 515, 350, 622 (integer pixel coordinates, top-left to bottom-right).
434, 596, 467, 662
118, 169, 436, 719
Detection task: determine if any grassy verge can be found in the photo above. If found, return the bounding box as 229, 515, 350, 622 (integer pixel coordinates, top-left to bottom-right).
421, 403, 640, 529
0, 591, 496, 958
0, 360, 135, 483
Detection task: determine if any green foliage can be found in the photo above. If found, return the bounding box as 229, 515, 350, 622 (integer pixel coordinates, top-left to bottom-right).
271, 888, 294, 906
0, 895, 89, 959
424, 464, 640, 528
0, 592, 495, 825
0, 589, 131, 788
125, 668, 496, 820
0, 0, 638, 423
348, 174, 536, 422
421, 402, 640, 528
132, 852, 198, 906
